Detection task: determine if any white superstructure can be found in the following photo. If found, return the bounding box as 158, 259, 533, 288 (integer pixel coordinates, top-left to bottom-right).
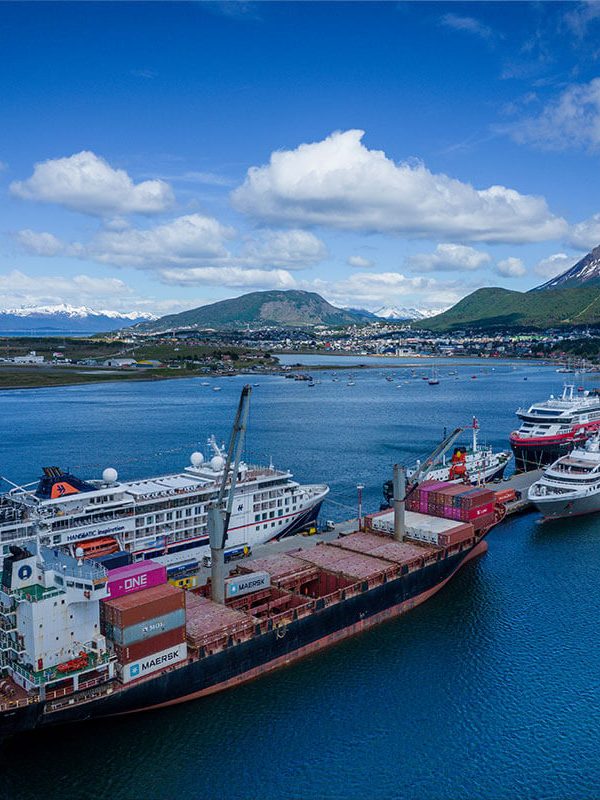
528, 436, 600, 519
0, 437, 329, 569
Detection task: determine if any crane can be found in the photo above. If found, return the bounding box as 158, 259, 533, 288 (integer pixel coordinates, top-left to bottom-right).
388, 425, 469, 542
207, 384, 252, 604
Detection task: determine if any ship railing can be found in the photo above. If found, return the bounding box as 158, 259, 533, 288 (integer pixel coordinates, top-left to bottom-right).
0, 694, 40, 713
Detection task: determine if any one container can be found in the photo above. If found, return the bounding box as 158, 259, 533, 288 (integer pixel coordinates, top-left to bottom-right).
102, 582, 184, 629
106, 560, 167, 600
113, 625, 186, 664
108, 608, 186, 647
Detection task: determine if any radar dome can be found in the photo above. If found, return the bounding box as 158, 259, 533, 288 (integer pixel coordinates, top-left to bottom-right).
190, 452, 204, 468
103, 467, 118, 484
210, 455, 225, 472
75, 547, 84, 559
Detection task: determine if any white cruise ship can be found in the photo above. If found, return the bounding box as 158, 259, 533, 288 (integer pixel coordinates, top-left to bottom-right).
510, 384, 600, 472
0, 437, 329, 568
528, 436, 600, 519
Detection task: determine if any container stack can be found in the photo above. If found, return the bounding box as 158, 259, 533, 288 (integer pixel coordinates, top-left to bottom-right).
406, 481, 496, 531
101, 561, 187, 684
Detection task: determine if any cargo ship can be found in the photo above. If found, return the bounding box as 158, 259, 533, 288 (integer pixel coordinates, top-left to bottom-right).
0, 435, 328, 572
0, 480, 505, 740
510, 384, 600, 472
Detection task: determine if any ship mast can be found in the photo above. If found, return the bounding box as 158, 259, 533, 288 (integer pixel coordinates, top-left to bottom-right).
207, 384, 252, 604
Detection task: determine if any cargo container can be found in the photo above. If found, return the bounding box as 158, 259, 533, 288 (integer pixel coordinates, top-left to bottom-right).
106, 560, 167, 600
114, 625, 186, 665
118, 643, 188, 684
102, 582, 184, 629
92, 550, 132, 570
106, 608, 186, 647
494, 487, 516, 504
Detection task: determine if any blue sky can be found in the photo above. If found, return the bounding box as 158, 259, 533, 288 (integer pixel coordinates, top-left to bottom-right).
1, 1, 600, 316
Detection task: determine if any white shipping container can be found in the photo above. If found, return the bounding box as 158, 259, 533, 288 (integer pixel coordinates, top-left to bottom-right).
119, 643, 188, 684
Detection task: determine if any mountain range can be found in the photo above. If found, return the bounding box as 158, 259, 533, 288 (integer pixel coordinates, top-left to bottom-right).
0, 304, 156, 334
423, 245, 600, 331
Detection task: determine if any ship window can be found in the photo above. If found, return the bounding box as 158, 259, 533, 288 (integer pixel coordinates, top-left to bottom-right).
262, 513, 267, 520
75, 582, 84, 589
255, 515, 260, 522
269, 511, 275, 518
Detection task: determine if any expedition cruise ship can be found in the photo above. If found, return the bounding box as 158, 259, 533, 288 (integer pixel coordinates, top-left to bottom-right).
0, 437, 329, 568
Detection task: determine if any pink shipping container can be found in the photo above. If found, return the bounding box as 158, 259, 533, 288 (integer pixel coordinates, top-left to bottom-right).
106, 560, 167, 600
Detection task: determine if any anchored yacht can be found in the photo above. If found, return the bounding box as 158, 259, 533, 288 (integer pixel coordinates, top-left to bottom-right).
510, 384, 600, 472
0, 437, 329, 569
528, 436, 600, 518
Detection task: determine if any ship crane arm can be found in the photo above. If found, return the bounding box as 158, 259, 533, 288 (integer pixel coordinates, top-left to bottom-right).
207, 384, 252, 603
408, 426, 465, 491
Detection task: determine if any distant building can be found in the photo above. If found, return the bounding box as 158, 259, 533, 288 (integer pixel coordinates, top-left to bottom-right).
13, 351, 44, 364
103, 358, 137, 368
135, 359, 163, 368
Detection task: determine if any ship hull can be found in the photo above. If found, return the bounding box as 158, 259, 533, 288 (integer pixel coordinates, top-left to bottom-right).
511, 437, 577, 473
530, 490, 600, 519
0, 538, 487, 740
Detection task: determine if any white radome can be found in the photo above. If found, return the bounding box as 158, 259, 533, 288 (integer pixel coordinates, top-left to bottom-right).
190, 452, 204, 468
102, 467, 118, 483
210, 455, 225, 472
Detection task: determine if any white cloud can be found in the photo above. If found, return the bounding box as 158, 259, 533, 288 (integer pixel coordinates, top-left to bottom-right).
160, 267, 297, 290
495, 257, 526, 278
241, 229, 327, 269
305, 271, 468, 310
405, 243, 490, 272
231, 129, 567, 244
89, 214, 235, 268
502, 78, 600, 151
11, 151, 174, 216
0, 269, 131, 310
347, 255, 374, 269
17, 229, 66, 257
564, 2, 600, 38
440, 14, 494, 40
534, 252, 575, 278
569, 213, 600, 249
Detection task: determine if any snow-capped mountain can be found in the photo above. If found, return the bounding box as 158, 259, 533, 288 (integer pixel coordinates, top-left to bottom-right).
0, 304, 157, 334
373, 305, 446, 320
533, 245, 600, 291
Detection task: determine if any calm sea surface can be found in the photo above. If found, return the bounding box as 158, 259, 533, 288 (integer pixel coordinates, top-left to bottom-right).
1, 360, 600, 800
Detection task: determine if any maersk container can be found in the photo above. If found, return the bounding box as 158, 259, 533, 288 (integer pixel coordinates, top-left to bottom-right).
102, 583, 185, 629
108, 608, 186, 647
114, 625, 186, 665
106, 560, 167, 600
118, 642, 188, 684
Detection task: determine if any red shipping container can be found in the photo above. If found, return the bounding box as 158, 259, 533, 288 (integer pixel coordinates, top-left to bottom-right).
467, 502, 494, 519
102, 583, 185, 629
495, 488, 516, 504
114, 625, 186, 665
472, 511, 496, 531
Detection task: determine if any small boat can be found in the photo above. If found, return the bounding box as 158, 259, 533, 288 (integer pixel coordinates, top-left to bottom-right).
347, 381, 355, 386
213, 386, 222, 392
428, 366, 440, 386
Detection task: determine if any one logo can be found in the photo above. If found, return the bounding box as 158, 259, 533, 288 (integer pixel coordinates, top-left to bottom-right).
130, 664, 140, 677
51, 482, 79, 499
17, 564, 32, 581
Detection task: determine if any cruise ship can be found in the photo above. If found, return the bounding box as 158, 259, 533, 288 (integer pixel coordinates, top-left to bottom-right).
0, 437, 329, 569
510, 385, 600, 472
528, 437, 600, 518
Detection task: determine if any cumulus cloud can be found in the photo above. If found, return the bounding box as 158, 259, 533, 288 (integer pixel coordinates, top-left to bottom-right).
440, 13, 494, 40
160, 267, 297, 290
241, 229, 327, 269
534, 252, 575, 278
304, 271, 468, 310
0, 269, 132, 310
11, 151, 174, 216
17, 229, 66, 257
569, 213, 600, 249
495, 257, 526, 278
231, 130, 566, 244
405, 243, 490, 272
347, 255, 374, 269
501, 78, 600, 151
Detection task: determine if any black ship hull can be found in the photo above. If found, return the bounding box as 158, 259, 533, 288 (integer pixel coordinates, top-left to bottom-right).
510, 438, 576, 472
0, 538, 486, 740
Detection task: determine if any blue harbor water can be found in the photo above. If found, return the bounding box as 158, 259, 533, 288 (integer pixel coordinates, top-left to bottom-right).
2, 360, 600, 799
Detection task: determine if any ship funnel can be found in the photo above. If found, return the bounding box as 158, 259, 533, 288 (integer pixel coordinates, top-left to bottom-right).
393, 464, 406, 542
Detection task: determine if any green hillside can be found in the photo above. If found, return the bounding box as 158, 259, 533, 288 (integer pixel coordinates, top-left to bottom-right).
136, 290, 362, 332
422, 285, 600, 331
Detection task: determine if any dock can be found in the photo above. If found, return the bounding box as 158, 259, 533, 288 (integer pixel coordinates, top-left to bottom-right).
192, 470, 543, 589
